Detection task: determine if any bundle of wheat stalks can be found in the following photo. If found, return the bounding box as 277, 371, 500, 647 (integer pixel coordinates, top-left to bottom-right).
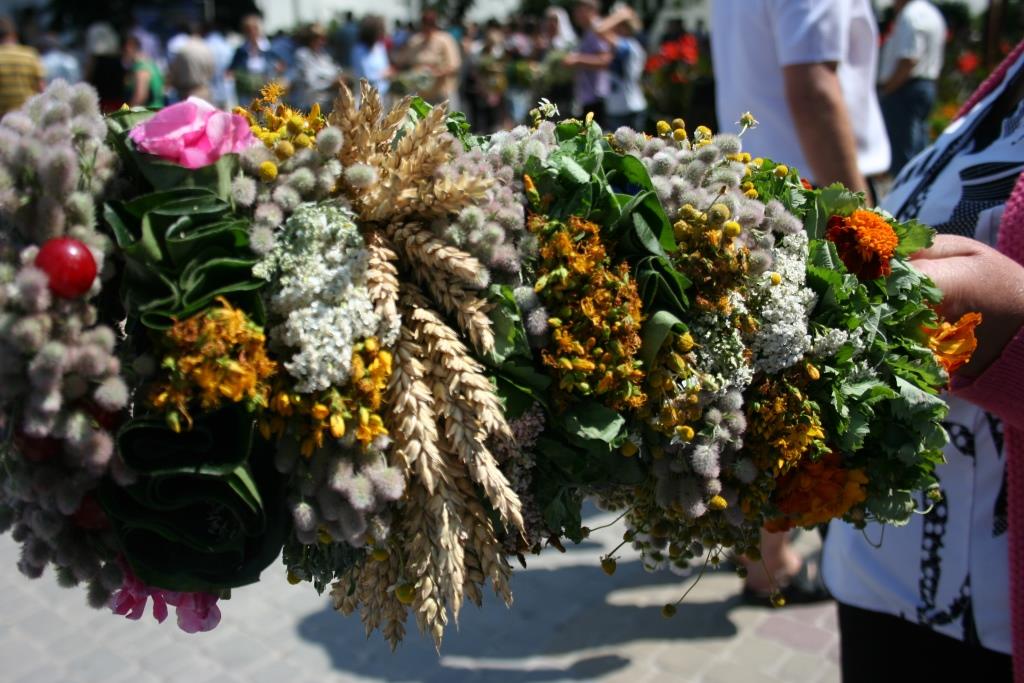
326, 82, 524, 649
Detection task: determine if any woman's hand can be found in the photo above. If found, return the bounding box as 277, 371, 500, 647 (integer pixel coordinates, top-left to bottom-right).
912, 234, 1024, 377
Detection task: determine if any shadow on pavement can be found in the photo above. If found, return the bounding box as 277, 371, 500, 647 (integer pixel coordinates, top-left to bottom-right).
296, 558, 743, 682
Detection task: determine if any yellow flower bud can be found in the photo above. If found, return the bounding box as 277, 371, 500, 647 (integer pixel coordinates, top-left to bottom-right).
774, 164, 789, 178
311, 404, 330, 421
744, 188, 759, 199
672, 128, 688, 141
656, 120, 672, 136
708, 203, 730, 223
395, 583, 416, 605
723, 221, 742, 238
310, 102, 321, 120
286, 115, 306, 134
294, 132, 313, 148
275, 140, 295, 159
329, 412, 346, 439
672, 118, 686, 130
258, 160, 279, 182
708, 495, 728, 511
675, 425, 695, 441
770, 272, 782, 285
676, 332, 695, 352
806, 363, 820, 381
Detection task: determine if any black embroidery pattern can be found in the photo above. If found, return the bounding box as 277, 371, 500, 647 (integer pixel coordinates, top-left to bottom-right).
945, 421, 976, 458
917, 493, 972, 631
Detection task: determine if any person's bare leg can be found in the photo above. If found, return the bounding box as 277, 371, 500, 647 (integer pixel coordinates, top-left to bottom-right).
742, 530, 802, 593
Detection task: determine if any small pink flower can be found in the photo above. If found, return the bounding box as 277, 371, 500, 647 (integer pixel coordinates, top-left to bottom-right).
128, 97, 256, 169
165, 591, 222, 633
110, 561, 221, 633
110, 564, 168, 623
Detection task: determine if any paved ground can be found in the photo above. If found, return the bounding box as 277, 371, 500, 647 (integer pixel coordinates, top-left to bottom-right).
0, 508, 839, 683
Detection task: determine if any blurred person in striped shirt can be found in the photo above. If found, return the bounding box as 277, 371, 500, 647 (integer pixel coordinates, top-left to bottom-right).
0, 15, 43, 115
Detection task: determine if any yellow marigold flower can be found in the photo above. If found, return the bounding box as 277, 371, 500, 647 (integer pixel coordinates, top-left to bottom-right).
258, 160, 279, 182
924, 312, 982, 375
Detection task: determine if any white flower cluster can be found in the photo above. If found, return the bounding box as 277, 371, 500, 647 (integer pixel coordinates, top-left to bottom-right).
749, 231, 816, 374
810, 327, 850, 359
690, 310, 755, 399
254, 202, 393, 393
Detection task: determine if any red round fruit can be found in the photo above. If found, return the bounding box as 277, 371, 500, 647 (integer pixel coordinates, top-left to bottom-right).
71, 495, 109, 530
34, 238, 97, 299
12, 431, 62, 463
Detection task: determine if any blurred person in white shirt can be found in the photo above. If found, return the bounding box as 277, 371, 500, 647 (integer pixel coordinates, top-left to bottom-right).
878, 0, 948, 175
712, 0, 891, 605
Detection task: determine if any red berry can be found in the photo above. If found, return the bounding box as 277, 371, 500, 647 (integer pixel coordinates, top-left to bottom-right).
71, 495, 109, 530
82, 400, 124, 431
34, 238, 97, 299
12, 431, 62, 463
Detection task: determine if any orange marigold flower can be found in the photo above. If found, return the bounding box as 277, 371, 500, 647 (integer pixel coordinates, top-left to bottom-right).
925, 312, 982, 375
765, 452, 868, 532
825, 209, 900, 281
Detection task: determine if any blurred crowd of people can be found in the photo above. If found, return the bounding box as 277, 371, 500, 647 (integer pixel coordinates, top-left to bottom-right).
0, 3, 693, 133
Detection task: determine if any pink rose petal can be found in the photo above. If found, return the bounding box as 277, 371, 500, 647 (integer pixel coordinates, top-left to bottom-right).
128, 97, 255, 169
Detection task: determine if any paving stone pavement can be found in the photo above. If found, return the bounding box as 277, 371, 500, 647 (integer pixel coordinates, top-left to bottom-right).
0, 508, 839, 683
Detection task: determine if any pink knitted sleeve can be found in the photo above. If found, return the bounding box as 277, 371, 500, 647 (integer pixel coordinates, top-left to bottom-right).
953, 326, 1024, 430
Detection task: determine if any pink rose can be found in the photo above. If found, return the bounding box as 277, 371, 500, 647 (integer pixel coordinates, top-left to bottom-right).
128, 97, 256, 169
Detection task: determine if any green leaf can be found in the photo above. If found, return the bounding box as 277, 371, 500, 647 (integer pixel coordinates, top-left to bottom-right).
866, 489, 917, 526
893, 218, 935, 257
640, 310, 685, 368
561, 401, 626, 445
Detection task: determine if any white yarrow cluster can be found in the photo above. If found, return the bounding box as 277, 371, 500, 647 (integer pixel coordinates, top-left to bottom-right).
254, 202, 386, 393
749, 232, 815, 374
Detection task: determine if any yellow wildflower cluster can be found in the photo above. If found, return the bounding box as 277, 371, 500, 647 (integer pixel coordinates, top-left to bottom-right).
260, 338, 392, 457
149, 298, 277, 433
744, 372, 827, 477
235, 82, 325, 167
643, 331, 702, 440
530, 214, 646, 411
764, 452, 868, 532
672, 202, 752, 314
